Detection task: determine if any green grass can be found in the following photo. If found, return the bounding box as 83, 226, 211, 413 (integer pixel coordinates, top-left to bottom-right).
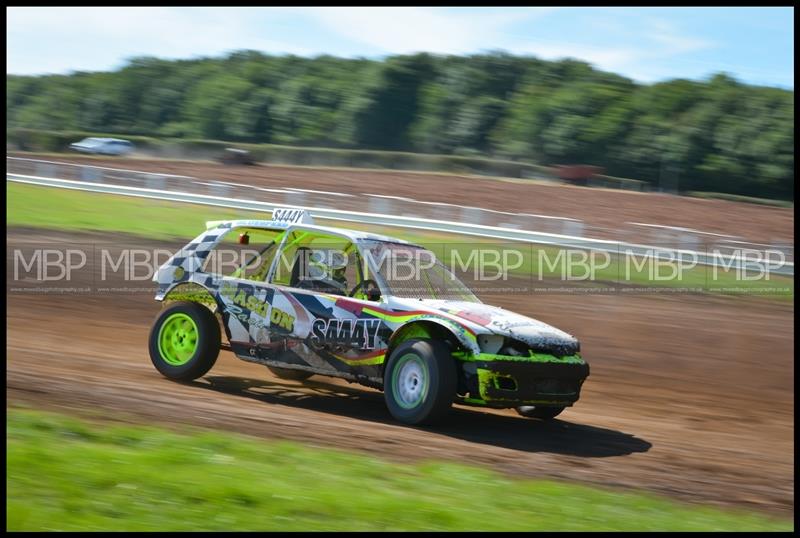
6, 407, 792, 532
7, 181, 258, 240
7, 181, 793, 298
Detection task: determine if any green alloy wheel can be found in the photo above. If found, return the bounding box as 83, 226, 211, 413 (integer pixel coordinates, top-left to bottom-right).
158, 313, 198, 365
384, 339, 456, 425
149, 301, 221, 381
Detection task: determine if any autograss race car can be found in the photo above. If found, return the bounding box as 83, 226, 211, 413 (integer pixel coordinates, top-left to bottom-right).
149, 208, 589, 425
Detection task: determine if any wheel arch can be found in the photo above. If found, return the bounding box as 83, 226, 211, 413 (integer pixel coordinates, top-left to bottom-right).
162, 281, 221, 312
386, 318, 479, 361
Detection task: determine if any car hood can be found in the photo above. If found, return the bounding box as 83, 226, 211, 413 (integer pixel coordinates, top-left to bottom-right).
390, 298, 580, 355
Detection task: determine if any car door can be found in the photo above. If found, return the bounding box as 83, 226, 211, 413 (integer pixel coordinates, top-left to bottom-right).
263, 230, 391, 379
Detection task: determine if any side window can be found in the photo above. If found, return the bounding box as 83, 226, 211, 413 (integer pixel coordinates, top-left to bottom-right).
202, 228, 284, 282
270, 231, 363, 296
341, 244, 363, 295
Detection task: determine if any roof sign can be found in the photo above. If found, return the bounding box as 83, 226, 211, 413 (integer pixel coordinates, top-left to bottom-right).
272, 207, 315, 225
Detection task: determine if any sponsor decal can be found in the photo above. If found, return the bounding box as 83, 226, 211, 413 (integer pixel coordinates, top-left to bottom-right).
492, 319, 533, 330
219, 283, 295, 332
225, 304, 253, 325
311, 318, 382, 350
220, 285, 269, 317
270, 306, 295, 332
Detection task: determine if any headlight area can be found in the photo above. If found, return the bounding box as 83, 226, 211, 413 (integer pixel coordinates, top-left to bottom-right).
476, 333, 505, 354
497, 336, 581, 358
454, 337, 589, 408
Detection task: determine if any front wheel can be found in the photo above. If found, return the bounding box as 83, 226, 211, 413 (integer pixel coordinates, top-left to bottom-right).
383, 339, 456, 425
516, 405, 565, 420
149, 301, 220, 381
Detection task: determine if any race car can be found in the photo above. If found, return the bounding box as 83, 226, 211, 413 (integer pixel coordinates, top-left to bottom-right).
149, 208, 589, 425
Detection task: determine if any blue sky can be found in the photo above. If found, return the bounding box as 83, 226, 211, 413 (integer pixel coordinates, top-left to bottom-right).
6, 7, 794, 88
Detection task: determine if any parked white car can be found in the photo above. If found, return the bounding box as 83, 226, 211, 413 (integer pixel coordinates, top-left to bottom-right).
69, 137, 135, 156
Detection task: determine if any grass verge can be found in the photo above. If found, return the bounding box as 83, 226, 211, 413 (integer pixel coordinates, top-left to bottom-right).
6, 407, 793, 531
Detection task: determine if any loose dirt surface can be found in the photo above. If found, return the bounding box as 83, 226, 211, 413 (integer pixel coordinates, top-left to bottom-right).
7, 228, 793, 517
9, 152, 794, 245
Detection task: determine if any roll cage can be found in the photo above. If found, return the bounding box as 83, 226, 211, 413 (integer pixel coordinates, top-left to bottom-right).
204, 221, 396, 301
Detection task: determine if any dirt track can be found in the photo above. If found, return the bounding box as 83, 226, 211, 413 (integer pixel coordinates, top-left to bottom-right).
6, 228, 793, 516
9, 152, 794, 245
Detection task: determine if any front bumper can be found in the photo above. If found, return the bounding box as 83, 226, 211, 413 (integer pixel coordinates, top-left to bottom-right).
456, 353, 590, 407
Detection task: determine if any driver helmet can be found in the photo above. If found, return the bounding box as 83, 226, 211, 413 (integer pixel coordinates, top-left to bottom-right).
307, 249, 348, 292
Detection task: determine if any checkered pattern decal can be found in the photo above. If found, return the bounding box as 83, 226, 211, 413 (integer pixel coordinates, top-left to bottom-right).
154, 227, 225, 298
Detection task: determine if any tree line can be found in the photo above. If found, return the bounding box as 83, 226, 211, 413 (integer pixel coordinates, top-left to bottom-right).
6, 51, 794, 199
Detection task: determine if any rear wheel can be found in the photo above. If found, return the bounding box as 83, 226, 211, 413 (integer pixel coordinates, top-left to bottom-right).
383, 339, 456, 425
516, 405, 565, 420
267, 366, 314, 381
149, 301, 220, 381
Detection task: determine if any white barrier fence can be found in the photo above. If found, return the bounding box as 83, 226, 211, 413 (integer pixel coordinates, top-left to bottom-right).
7, 156, 586, 237
8, 169, 794, 277
9, 156, 793, 261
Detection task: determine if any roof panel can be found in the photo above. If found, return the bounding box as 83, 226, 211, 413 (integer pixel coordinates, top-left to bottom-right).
210, 219, 410, 244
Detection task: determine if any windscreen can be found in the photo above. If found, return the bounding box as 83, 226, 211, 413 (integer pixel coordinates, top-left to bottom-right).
363, 241, 480, 303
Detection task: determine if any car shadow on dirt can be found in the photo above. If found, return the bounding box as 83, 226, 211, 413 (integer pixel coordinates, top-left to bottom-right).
190, 375, 652, 458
